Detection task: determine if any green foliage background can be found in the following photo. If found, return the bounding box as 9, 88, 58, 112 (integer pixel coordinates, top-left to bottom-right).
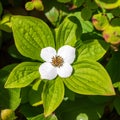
0, 0, 120, 120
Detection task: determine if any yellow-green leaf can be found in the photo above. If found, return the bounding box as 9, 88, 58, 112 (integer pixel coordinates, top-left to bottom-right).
11, 16, 55, 61
5, 62, 40, 88
42, 78, 64, 117
64, 60, 115, 95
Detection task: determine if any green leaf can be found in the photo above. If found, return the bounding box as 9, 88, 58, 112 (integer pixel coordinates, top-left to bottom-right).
55, 16, 82, 49
106, 52, 120, 83
29, 80, 43, 106
65, 87, 75, 101
92, 13, 109, 31
77, 39, 109, 61
60, 96, 104, 120
31, 113, 58, 120
0, 64, 21, 110
103, 25, 120, 44
8, 45, 30, 60
95, 0, 120, 9
81, 7, 92, 20
64, 60, 115, 95
111, 7, 120, 17
111, 18, 120, 26
0, 14, 12, 32
45, 7, 59, 26
88, 96, 114, 104
74, 12, 94, 33
11, 15, 55, 61
20, 103, 42, 119
5, 62, 40, 88
21, 86, 31, 104
114, 96, 120, 115
42, 78, 64, 117
86, 0, 98, 10
72, 0, 85, 7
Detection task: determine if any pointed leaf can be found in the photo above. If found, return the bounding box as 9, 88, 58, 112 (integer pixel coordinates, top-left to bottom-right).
77, 39, 109, 61
11, 16, 55, 61
5, 62, 40, 88
42, 78, 64, 117
55, 16, 82, 49
64, 60, 115, 95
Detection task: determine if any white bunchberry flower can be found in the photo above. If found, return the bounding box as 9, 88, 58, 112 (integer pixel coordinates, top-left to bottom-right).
39, 45, 76, 80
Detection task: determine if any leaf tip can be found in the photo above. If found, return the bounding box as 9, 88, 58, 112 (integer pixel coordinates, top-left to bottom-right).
4, 82, 9, 88
105, 87, 116, 96
44, 112, 51, 118
4, 83, 13, 89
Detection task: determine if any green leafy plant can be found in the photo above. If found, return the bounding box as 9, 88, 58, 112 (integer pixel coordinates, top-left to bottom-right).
0, 0, 120, 120
4, 15, 115, 117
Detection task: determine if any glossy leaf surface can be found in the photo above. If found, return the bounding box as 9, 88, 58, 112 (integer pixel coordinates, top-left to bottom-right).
42, 78, 64, 116
77, 39, 109, 61
55, 15, 82, 49
64, 60, 115, 95
5, 62, 40, 88
11, 16, 55, 61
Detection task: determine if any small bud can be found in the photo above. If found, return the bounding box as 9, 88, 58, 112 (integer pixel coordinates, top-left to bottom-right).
1, 109, 17, 120
33, 0, 44, 11
25, 1, 34, 11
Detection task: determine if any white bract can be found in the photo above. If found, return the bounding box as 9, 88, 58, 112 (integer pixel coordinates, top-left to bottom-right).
39, 45, 76, 80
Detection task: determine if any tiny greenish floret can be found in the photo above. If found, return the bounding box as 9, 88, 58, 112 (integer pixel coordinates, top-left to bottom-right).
39, 45, 76, 80
51, 55, 64, 67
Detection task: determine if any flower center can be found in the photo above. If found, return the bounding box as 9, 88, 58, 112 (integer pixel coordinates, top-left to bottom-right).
51, 56, 64, 67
